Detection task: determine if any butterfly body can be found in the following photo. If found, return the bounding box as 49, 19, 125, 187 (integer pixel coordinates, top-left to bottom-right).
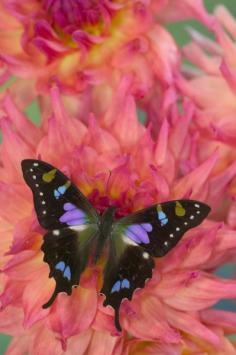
21, 159, 211, 331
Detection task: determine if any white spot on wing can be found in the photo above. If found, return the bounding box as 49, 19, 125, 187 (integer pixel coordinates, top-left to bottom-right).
190, 215, 194, 220
164, 241, 168, 246
184, 222, 188, 226
194, 203, 200, 208
32, 175, 36, 180
33, 163, 39, 167
69, 225, 87, 232
197, 211, 200, 214
30, 169, 33, 172
176, 227, 180, 231
35, 184, 39, 187
53, 230, 60, 236
122, 235, 138, 246
39, 192, 43, 196
169, 233, 174, 238
142, 252, 149, 259
42, 201, 46, 205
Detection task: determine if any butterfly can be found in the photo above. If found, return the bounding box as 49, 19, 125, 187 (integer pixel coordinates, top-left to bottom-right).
21, 159, 210, 331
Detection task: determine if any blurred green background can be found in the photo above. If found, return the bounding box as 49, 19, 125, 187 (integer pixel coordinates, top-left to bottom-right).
1, 0, 236, 353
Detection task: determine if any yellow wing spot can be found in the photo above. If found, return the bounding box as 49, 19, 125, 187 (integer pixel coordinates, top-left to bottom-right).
42, 169, 57, 183
64, 180, 71, 189
175, 201, 186, 217
156, 204, 162, 212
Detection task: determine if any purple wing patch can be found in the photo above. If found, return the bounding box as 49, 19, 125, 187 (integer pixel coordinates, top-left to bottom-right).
124, 223, 153, 244
60, 203, 87, 226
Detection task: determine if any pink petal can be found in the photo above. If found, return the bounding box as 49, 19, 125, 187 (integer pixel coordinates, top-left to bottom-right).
85, 330, 123, 355
85, 115, 120, 154
5, 335, 30, 355
112, 95, 144, 150
160, 227, 214, 273
172, 150, 218, 198
3, 250, 40, 281
31, 324, 64, 354
0, 183, 31, 223
165, 306, 220, 346
22, 265, 52, 327
0, 279, 23, 309
123, 295, 181, 343
0, 306, 24, 336
6, 217, 39, 255
48, 285, 97, 344
0, 118, 35, 181
169, 100, 194, 158
103, 76, 133, 127
107, 164, 134, 200
147, 25, 179, 85
162, 273, 236, 311
201, 309, 236, 334
2, 93, 42, 147
66, 330, 92, 355
154, 119, 169, 167
227, 199, 236, 228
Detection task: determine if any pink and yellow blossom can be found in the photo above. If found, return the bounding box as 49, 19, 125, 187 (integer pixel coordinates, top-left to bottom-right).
0, 83, 236, 353
177, 4, 236, 226
0, 0, 181, 97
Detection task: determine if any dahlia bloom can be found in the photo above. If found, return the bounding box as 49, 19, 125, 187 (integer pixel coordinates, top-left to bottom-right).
0, 83, 236, 354
0, 0, 214, 108
177, 4, 236, 226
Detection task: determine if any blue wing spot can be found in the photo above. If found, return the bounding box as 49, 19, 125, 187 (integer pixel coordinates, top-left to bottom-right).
55, 261, 65, 272
111, 280, 121, 293
58, 185, 66, 194
53, 182, 71, 200
63, 266, 71, 281
54, 190, 60, 199
121, 279, 130, 289
157, 211, 168, 226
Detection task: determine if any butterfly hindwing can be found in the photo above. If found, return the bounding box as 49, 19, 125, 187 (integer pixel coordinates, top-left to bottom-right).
42, 225, 98, 308
101, 242, 154, 331
21, 159, 99, 229
101, 200, 210, 330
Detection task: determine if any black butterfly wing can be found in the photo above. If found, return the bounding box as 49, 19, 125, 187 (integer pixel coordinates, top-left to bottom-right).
41, 225, 98, 308
116, 200, 211, 257
21, 159, 100, 307
101, 242, 155, 331
21, 159, 99, 229
101, 200, 210, 331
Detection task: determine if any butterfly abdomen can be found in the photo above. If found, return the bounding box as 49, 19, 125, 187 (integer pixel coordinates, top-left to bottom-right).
93, 206, 117, 263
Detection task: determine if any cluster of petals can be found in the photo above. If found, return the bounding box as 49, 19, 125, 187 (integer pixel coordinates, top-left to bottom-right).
0, 0, 213, 103
177, 4, 236, 227
0, 78, 236, 353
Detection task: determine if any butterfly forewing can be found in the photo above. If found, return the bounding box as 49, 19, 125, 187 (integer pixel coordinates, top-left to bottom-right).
101, 200, 210, 330
116, 200, 211, 256
21, 159, 100, 307
21, 159, 99, 229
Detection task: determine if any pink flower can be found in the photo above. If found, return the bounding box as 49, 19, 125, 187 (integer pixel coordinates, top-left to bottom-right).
0, 82, 236, 353
0, 0, 182, 98
177, 5, 236, 225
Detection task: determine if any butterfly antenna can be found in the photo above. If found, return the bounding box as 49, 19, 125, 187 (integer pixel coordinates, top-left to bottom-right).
105, 169, 112, 194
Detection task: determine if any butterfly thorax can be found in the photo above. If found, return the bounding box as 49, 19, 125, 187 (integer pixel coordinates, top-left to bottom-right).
100, 206, 117, 240
93, 206, 117, 262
